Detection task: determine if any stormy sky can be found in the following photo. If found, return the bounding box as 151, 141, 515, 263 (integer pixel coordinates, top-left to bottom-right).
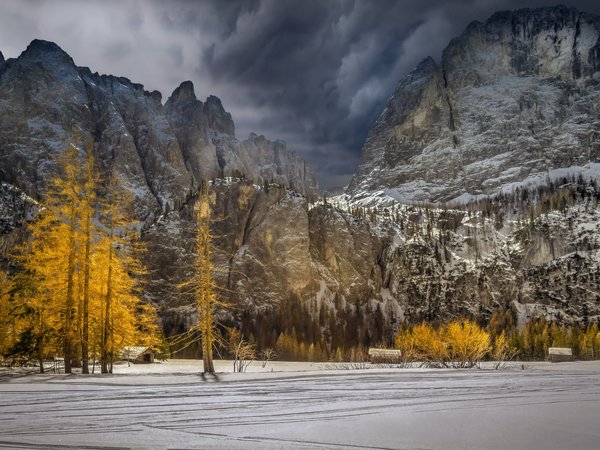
1, 1, 600, 188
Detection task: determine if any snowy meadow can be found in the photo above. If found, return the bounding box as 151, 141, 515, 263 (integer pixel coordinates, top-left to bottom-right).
1, 360, 600, 449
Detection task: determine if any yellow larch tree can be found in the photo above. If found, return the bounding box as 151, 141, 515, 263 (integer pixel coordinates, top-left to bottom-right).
49, 143, 84, 373
79, 142, 98, 374
96, 176, 158, 373
8, 139, 162, 374
81, 164, 163, 374
443, 319, 491, 368
196, 185, 217, 374
15, 205, 71, 372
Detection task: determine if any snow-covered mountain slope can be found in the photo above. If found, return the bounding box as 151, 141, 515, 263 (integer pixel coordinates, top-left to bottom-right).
320, 176, 600, 327
348, 6, 600, 204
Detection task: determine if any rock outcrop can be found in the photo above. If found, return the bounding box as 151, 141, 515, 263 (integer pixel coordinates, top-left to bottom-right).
0, 39, 319, 218
348, 6, 600, 203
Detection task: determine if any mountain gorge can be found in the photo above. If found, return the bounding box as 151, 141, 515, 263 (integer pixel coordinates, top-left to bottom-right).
2, 5, 600, 354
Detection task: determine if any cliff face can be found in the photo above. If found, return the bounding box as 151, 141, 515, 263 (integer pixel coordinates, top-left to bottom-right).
0, 39, 319, 218
348, 6, 600, 203
0, 39, 322, 339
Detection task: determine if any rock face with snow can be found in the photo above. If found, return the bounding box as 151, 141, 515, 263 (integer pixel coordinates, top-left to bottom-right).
348, 6, 600, 203
0, 183, 38, 234
0, 39, 319, 216
0, 39, 321, 338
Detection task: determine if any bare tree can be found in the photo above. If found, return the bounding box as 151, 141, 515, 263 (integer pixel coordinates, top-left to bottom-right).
227, 328, 256, 372
259, 348, 277, 368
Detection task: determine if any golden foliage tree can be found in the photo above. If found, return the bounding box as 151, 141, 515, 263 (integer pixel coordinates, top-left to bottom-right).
395, 322, 448, 365
96, 177, 152, 373
396, 319, 490, 368
79, 143, 98, 373
5, 140, 162, 373
195, 185, 218, 373
14, 208, 69, 372
443, 319, 491, 368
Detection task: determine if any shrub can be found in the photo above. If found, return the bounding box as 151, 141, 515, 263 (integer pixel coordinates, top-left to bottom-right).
443, 319, 491, 368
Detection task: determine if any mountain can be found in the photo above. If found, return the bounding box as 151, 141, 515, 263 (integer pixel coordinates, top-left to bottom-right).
3, 6, 600, 356
0, 39, 318, 217
334, 5, 600, 331
348, 5, 600, 204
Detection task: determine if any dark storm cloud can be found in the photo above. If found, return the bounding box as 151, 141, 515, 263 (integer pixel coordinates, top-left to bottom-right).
1, 0, 600, 188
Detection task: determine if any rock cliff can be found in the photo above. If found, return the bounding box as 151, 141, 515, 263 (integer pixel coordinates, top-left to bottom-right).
348, 6, 600, 204
0, 39, 319, 218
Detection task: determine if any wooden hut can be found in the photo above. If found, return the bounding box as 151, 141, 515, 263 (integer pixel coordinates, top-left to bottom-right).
548, 347, 573, 363
121, 346, 155, 364
368, 348, 402, 363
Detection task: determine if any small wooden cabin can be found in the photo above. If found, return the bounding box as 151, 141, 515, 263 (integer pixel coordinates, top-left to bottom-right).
121, 346, 155, 364
368, 348, 402, 363
548, 347, 573, 363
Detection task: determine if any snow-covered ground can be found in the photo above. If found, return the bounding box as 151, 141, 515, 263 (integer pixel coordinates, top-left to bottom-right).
1, 360, 600, 449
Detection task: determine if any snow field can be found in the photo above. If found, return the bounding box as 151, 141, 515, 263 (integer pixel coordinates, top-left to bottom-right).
1, 360, 600, 449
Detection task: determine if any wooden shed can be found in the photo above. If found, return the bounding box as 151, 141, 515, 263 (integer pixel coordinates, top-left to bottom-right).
548, 347, 573, 363
368, 348, 402, 363
121, 346, 155, 364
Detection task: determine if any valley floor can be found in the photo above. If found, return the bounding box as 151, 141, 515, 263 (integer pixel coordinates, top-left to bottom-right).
1, 360, 599, 449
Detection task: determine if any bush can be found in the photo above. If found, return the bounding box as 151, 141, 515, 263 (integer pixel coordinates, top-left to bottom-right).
395, 319, 491, 368
395, 322, 448, 366
443, 320, 491, 368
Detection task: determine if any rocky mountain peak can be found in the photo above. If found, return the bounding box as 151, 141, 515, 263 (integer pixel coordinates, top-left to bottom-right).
0, 38, 319, 213
0, 51, 4, 64
20, 39, 75, 65
148, 90, 162, 104
167, 80, 197, 105
444, 5, 600, 88
368, 56, 440, 137
348, 5, 600, 204
203, 94, 235, 136
411, 56, 437, 75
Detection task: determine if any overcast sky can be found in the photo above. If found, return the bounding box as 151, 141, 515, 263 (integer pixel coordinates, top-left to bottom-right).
2, 0, 600, 188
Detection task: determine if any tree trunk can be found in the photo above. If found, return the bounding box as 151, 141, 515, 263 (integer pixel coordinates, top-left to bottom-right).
91, 341, 96, 374
38, 324, 45, 374
101, 221, 114, 374
109, 312, 114, 374
64, 206, 77, 374
81, 211, 91, 374
197, 187, 216, 374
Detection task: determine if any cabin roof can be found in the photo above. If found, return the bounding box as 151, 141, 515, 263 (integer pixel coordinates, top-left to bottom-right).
548, 347, 572, 355
121, 346, 153, 359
